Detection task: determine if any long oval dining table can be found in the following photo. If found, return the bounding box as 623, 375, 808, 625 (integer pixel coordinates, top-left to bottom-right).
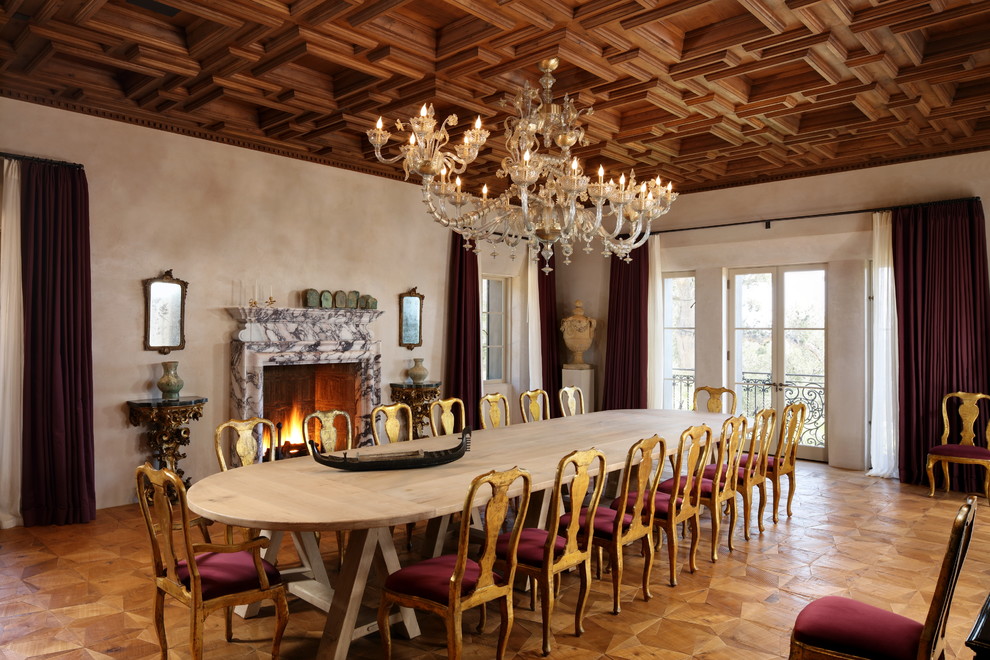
187, 407, 733, 659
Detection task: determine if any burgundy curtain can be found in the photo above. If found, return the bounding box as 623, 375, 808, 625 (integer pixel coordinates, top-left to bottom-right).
444, 233, 481, 430
538, 254, 562, 417
20, 161, 95, 526
893, 198, 990, 490
602, 245, 650, 410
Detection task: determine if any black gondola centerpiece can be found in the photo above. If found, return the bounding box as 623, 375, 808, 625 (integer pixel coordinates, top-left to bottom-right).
310, 428, 471, 471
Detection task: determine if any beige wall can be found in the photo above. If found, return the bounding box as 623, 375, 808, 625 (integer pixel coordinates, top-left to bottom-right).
1, 97, 451, 508
557, 150, 990, 470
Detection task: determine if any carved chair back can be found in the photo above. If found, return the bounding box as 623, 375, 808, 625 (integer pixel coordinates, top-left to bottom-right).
558, 386, 586, 417
692, 386, 738, 414
667, 425, 715, 523
519, 389, 551, 423
303, 410, 353, 455
429, 397, 466, 437
371, 403, 413, 445
771, 402, 807, 474
940, 391, 990, 447
214, 417, 276, 471
480, 392, 510, 429
741, 408, 777, 484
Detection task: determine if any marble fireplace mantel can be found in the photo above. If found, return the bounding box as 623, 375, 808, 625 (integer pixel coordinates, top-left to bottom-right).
227, 307, 384, 446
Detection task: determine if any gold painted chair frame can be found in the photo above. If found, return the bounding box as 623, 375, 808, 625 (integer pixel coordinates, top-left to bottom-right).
926, 391, 990, 500
519, 388, 551, 423
480, 392, 511, 429
655, 425, 714, 586
214, 417, 275, 471
303, 409, 353, 455
765, 403, 807, 523
520, 448, 606, 655
136, 463, 288, 659
378, 467, 532, 660
558, 386, 586, 417
703, 415, 747, 562
789, 496, 977, 660
429, 397, 467, 437
597, 434, 666, 614
693, 386, 738, 414
738, 408, 777, 540
371, 402, 414, 445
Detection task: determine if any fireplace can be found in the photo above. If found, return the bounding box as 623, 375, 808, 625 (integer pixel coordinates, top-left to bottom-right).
228, 307, 383, 447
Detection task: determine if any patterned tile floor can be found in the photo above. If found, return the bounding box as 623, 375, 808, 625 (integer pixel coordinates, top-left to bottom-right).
1, 462, 988, 659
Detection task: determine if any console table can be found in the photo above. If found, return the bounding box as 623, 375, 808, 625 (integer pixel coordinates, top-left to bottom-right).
126, 395, 207, 486
389, 381, 440, 438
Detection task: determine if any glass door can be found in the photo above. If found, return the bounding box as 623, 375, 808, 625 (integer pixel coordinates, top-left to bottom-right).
729, 266, 826, 461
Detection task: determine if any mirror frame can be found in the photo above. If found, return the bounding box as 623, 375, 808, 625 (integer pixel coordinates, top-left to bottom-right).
398, 287, 424, 350
143, 269, 188, 355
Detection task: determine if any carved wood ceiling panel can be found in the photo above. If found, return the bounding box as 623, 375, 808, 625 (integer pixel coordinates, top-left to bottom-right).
2, 0, 990, 193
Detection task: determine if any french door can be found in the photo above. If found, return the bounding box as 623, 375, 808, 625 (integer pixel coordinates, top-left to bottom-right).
728, 266, 827, 461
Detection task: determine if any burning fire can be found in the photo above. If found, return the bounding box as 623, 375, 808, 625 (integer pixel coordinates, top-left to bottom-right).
263, 403, 308, 455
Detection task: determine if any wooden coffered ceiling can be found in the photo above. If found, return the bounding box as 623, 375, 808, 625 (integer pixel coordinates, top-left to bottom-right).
2, 0, 990, 193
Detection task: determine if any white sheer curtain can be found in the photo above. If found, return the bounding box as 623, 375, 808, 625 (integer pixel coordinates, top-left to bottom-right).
0, 158, 24, 528
647, 234, 664, 408
526, 251, 543, 390
868, 210, 899, 478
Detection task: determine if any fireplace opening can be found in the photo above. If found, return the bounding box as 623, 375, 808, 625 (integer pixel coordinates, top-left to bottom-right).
263, 363, 361, 458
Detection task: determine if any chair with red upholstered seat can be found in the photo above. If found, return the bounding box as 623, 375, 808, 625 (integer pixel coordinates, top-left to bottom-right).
378, 467, 531, 660
766, 402, 807, 523
653, 425, 714, 586
135, 463, 288, 659
495, 448, 605, 655
590, 434, 666, 614
693, 385, 737, 414
927, 391, 990, 501
737, 408, 777, 540
699, 415, 747, 561
789, 495, 977, 660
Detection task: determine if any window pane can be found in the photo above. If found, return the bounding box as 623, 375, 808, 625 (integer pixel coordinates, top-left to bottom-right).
668, 329, 695, 371
487, 278, 503, 312
487, 312, 503, 346
736, 328, 772, 377
784, 329, 825, 382
784, 270, 825, 328
736, 273, 772, 329
664, 277, 695, 327
486, 347, 503, 380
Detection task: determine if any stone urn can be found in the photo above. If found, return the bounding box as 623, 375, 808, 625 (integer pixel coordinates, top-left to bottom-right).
407, 358, 429, 384
561, 301, 597, 369
157, 361, 184, 400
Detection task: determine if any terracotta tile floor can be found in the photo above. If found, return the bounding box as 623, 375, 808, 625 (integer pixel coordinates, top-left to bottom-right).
1, 462, 989, 659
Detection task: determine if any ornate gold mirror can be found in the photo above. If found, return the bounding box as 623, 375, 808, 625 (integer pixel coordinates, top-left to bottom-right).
399, 287, 424, 350
143, 269, 187, 354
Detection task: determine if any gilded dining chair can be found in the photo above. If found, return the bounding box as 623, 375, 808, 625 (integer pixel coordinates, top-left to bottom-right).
136, 463, 289, 659
588, 434, 666, 614
480, 392, 511, 429
653, 425, 714, 586
303, 409, 353, 454
737, 408, 777, 540
371, 402, 414, 445
693, 386, 738, 414
520, 388, 551, 423
926, 391, 990, 501
496, 448, 606, 655
379, 467, 532, 660
790, 496, 977, 660
699, 415, 747, 561
558, 386, 586, 417
766, 402, 807, 523
214, 417, 276, 471
429, 397, 467, 437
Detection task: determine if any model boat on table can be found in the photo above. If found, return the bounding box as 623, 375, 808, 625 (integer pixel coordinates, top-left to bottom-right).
310, 428, 471, 471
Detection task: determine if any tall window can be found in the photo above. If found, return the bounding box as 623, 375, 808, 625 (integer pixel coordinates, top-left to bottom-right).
481, 276, 508, 382
663, 273, 695, 409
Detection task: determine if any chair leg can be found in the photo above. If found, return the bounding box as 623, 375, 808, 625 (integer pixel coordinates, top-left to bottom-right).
190, 608, 204, 660
740, 487, 752, 541
378, 598, 394, 660
609, 545, 623, 614
927, 457, 937, 497
984, 464, 990, 501
709, 502, 721, 562
153, 588, 167, 659
224, 605, 233, 641
665, 525, 679, 587
476, 600, 486, 634
575, 560, 591, 638
687, 514, 700, 574
641, 534, 655, 602
726, 497, 737, 553
770, 474, 781, 524
941, 461, 951, 493
445, 609, 464, 660
757, 481, 767, 533
785, 470, 796, 518
272, 590, 289, 659
497, 594, 514, 660
539, 573, 553, 655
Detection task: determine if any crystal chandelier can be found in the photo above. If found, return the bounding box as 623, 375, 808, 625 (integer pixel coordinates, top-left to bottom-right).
366, 58, 678, 272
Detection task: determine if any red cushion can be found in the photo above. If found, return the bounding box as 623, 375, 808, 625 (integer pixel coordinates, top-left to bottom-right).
659, 476, 713, 497
703, 463, 746, 483
495, 528, 566, 566
793, 596, 923, 660
559, 507, 633, 541
929, 444, 990, 460
610, 492, 672, 518
384, 555, 483, 604
177, 552, 281, 601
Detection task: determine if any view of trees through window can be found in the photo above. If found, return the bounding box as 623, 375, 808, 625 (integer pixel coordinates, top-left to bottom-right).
663, 275, 695, 410
481, 277, 506, 382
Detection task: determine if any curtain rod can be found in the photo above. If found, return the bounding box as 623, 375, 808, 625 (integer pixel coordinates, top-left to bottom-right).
0, 151, 84, 169
653, 196, 982, 235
